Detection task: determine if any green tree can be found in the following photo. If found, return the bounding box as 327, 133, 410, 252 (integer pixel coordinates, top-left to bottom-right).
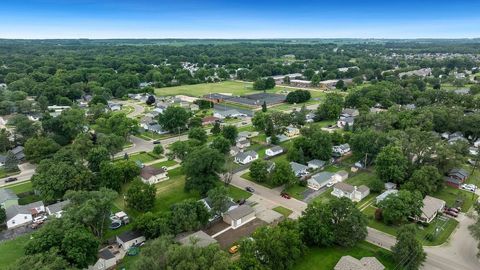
249, 159, 269, 183
299, 198, 368, 247
169, 200, 210, 234
0, 129, 11, 153
315, 93, 344, 120
262, 101, 267, 112
252, 112, 268, 131
63, 188, 117, 238
392, 225, 426, 270
188, 127, 207, 144
221, 125, 238, 145
239, 220, 305, 270
0, 206, 5, 224
133, 212, 171, 239
188, 116, 202, 128
153, 144, 164, 155
9, 250, 71, 270
72, 133, 94, 158
270, 160, 296, 187
126, 180, 157, 212
211, 136, 231, 154
4, 151, 18, 172
24, 137, 61, 163
211, 121, 221, 135
158, 106, 191, 133
375, 144, 408, 184
378, 190, 423, 225
96, 133, 125, 158
184, 146, 225, 195
469, 204, 480, 256
207, 186, 230, 216
167, 140, 193, 161
86, 146, 110, 172
403, 166, 443, 196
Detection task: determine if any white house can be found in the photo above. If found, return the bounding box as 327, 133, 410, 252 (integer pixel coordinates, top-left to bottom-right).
290, 162, 309, 177
6, 201, 45, 229
308, 172, 335, 190
213, 109, 246, 119
235, 151, 258, 165
375, 189, 398, 204
333, 170, 349, 182
265, 146, 283, 157
333, 144, 351, 156
331, 183, 370, 202
116, 231, 146, 251
307, 159, 326, 170
140, 166, 169, 184
88, 249, 117, 270
284, 126, 300, 137
236, 139, 251, 149
415, 196, 446, 224
223, 205, 255, 229
46, 200, 70, 218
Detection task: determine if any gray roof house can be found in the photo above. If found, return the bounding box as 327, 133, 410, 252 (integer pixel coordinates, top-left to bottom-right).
46, 200, 70, 218
177, 231, 218, 247
334, 256, 385, 270
11, 146, 25, 160
0, 188, 18, 208
223, 205, 255, 229
307, 159, 326, 170
116, 230, 146, 251
290, 162, 309, 177
375, 189, 398, 204
234, 151, 258, 165
308, 172, 335, 190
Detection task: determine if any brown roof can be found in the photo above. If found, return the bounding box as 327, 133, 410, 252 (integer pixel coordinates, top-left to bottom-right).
334, 182, 355, 193
202, 116, 220, 123
140, 165, 166, 179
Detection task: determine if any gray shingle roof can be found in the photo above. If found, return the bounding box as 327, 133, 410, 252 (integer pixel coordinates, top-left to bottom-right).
6, 201, 44, 220
225, 205, 254, 220
290, 162, 308, 174
0, 188, 18, 204
235, 150, 257, 161
46, 200, 70, 214
117, 230, 144, 242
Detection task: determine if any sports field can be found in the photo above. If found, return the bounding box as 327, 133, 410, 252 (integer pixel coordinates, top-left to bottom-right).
155, 81, 259, 97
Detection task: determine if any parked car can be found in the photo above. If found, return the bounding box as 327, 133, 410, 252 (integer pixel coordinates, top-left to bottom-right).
237, 198, 246, 205
245, 187, 255, 193
444, 210, 458, 217
461, 184, 476, 192
5, 177, 18, 183
280, 192, 291, 199
33, 216, 47, 223
448, 207, 459, 214
153, 140, 161, 144
229, 245, 240, 254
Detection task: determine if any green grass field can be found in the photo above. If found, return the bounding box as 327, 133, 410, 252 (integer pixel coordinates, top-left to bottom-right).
155, 81, 258, 97
151, 159, 178, 169
128, 152, 163, 163
293, 241, 396, 270
3, 181, 33, 194
273, 206, 293, 218
0, 234, 31, 269
433, 186, 478, 212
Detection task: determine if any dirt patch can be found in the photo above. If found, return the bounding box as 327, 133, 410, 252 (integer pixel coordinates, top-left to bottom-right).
203, 221, 230, 236
213, 218, 266, 249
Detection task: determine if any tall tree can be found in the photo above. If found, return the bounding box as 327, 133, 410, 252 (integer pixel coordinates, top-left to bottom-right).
315, 93, 344, 120
183, 146, 225, 195
211, 121, 221, 135
86, 146, 110, 172
4, 151, 18, 172
188, 127, 207, 144
392, 225, 426, 270
126, 180, 157, 212
270, 160, 296, 187
378, 190, 423, 225
249, 159, 269, 183
211, 136, 231, 154
221, 125, 238, 145
375, 144, 408, 184
206, 186, 230, 216
169, 200, 210, 234
24, 137, 61, 163
158, 106, 191, 133
403, 166, 443, 196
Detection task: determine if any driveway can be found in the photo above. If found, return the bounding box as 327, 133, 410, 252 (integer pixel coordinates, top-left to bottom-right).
0, 162, 36, 187
117, 100, 145, 118
230, 170, 307, 219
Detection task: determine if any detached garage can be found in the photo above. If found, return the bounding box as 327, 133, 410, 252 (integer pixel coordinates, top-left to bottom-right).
223, 205, 255, 229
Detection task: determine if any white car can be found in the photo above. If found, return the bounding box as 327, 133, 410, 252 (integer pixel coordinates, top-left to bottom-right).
33, 216, 47, 223
461, 184, 477, 192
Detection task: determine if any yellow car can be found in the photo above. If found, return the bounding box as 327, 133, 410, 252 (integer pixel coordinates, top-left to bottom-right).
229, 245, 240, 254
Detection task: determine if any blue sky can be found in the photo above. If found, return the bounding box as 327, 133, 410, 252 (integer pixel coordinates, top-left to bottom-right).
0, 0, 479, 39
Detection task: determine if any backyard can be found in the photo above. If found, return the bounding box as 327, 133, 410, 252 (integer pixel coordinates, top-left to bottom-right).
155, 81, 259, 97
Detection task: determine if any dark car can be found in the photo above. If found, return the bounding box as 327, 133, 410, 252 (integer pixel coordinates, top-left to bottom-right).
280, 192, 291, 199
444, 210, 458, 217
245, 186, 255, 193
153, 140, 161, 144
237, 198, 246, 205
448, 207, 459, 214
5, 177, 18, 183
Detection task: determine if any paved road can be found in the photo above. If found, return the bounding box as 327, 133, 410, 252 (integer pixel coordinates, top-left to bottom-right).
230, 170, 307, 219
0, 163, 36, 187
118, 100, 145, 118
366, 218, 479, 270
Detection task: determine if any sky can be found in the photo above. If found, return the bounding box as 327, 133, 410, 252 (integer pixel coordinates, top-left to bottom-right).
0, 0, 479, 39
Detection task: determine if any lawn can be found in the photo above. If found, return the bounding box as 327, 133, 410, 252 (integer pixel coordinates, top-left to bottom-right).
151, 159, 178, 169
0, 234, 31, 269
139, 131, 179, 140
363, 206, 459, 246
293, 241, 396, 270
273, 206, 293, 218
0, 168, 20, 178
240, 171, 278, 189
3, 181, 33, 194
127, 152, 163, 164
155, 81, 259, 97
284, 183, 307, 200
433, 185, 478, 212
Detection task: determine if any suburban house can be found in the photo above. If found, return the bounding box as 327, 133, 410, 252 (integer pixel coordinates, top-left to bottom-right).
333, 144, 351, 156
284, 126, 300, 137
375, 189, 398, 204
238, 131, 259, 138
46, 200, 70, 218
140, 166, 169, 184
415, 196, 446, 224
202, 116, 220, 126
399, 68, 432, 78
11, 146, 25, 161
88, 248, 117, 270
234, 151, 258, 165
265, 146, 283, 157
305, 112, 316, 123
146, 123, 169, 134
199, 197, 236, 220
6, 201, 45, 229
236, 139, 251, 149
334, 256, 385, 270
444, 168, 470, 188
223, 205, 255, 229
341, 108, 360, 118
116, 231, 146, 251
290, 162, 309, 177
331, 183, 370, 202
335, 170, 349, 182
308, 172, 335, 190
229, 146, 241, 157
385, 182, 397, 190
0, 188, 19, 209
177, 231, 218, 247
107, 102, 122, 111
213, 109, 246, 119
307, 159, 326, 170
266, 134, 289, 144
337, 108, 359, 129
